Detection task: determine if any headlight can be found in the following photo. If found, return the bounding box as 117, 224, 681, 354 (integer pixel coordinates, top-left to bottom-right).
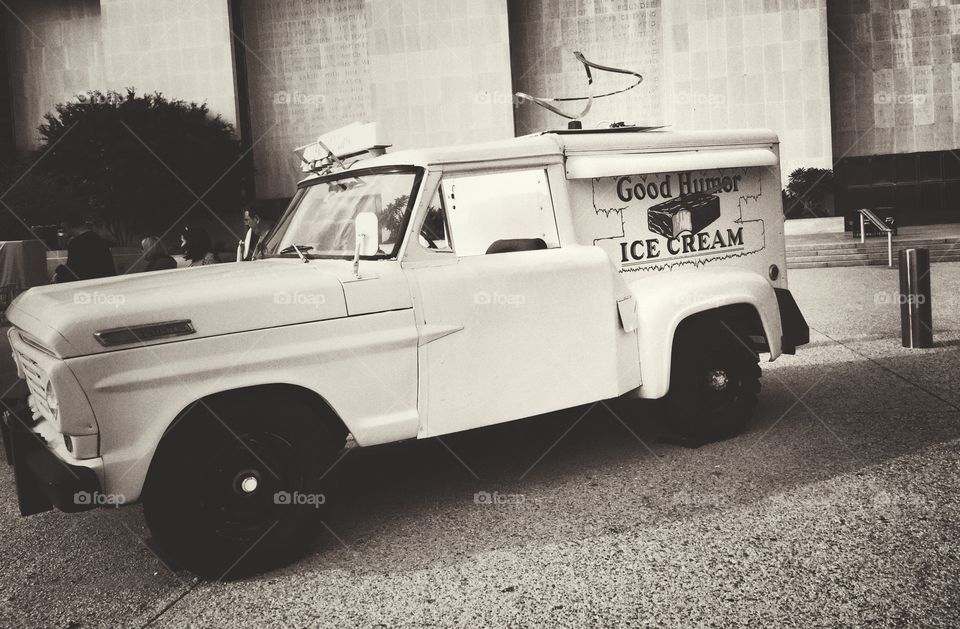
45, 381, 59, 416
11, 350, 23, 379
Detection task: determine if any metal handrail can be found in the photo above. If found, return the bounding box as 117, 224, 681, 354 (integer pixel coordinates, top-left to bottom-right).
858, 208, 893, 267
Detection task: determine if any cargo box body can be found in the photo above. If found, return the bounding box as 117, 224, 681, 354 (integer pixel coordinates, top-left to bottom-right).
561, 133, 787, 292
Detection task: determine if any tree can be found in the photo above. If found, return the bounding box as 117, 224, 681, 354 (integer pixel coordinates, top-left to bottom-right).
36, 89, 246, 244
782, 167, 834, 219
380, 194, 443, 243
0, 156, 88, 245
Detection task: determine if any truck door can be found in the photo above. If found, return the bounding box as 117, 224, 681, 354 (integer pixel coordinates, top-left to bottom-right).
403, 167, 639, 438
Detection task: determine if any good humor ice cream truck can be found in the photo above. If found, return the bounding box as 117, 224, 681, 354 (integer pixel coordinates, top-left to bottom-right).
2, 124, 808, 577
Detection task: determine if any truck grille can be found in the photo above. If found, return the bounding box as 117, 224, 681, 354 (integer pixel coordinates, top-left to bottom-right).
13, 343, 55, 423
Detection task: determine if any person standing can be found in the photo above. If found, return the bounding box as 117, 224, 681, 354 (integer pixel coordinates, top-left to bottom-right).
237, 205, 278, 261
52, 213, 116, 283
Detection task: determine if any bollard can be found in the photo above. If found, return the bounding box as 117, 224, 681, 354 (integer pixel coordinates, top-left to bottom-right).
899, 248, 933, 348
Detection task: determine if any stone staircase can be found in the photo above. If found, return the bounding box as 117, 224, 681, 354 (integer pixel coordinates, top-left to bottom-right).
787, 235, 960, 269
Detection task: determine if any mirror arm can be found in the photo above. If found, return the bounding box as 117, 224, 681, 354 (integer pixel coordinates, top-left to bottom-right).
353, 234, 365, 277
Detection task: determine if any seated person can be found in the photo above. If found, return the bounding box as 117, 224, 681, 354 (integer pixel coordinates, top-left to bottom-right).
52, 213, 116, 283
141, 236, 178, 271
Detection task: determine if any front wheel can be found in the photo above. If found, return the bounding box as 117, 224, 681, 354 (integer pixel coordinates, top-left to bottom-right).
661, 318, 761, 445
142, 393, 344, 579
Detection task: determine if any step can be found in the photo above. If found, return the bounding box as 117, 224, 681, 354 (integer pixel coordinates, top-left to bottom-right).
786, 237, 960, 253
787, 244, 960, 258
788, 252, 960, 269
786, 234, 960, 245
788, 252, 960, 264
787, 243, 960, 256
787, 253, 871, 264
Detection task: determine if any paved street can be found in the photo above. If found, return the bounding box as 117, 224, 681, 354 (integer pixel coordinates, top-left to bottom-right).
2, 262, 960, 628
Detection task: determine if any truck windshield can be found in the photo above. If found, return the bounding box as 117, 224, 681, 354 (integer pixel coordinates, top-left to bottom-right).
262, 167, 422, 259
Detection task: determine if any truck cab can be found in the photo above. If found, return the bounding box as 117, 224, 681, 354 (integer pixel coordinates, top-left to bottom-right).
3, 126, 807, 578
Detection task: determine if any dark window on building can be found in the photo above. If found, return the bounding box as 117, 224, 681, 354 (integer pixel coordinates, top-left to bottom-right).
944, 152, 960, 180
894, 155, 916, 183
918, 153, 941, 181
872, 156, 894, 185
836, 151, 960, 226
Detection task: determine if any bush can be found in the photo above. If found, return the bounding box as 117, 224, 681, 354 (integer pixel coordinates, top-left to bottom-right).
35, 89, 246, 245
782, 167, 834, 219
0, 156, 88, 244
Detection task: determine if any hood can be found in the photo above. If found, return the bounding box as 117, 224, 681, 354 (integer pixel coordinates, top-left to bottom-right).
6, 260, 351, 357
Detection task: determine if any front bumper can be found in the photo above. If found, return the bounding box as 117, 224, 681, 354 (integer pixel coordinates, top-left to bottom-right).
1, 404, 102, 516
774, 288, 809, 354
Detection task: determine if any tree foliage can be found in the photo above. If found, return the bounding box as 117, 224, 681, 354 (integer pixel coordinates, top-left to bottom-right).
783, 167, 834, 218
0, 157, 88, 244
35, 89, 245, 244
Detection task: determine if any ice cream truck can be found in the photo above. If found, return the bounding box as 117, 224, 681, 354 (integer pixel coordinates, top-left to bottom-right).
2, 123, 808, 578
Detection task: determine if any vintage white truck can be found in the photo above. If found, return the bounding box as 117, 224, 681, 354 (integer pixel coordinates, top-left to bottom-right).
2, 126, 807, 577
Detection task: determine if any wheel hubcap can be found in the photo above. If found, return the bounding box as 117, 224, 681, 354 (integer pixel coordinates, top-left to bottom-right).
707, 369, 730, 391
205, 432, 301, 540
237, 473, 259, 495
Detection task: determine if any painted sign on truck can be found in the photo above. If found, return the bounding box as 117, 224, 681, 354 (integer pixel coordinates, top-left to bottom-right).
581, 167, 769, 272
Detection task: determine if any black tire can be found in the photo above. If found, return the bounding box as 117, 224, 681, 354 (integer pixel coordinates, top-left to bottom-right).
142, 391, 344, 579
661, 318, 761, 445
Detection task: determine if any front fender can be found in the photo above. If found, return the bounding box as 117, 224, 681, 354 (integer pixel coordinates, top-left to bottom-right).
627, 268, 782, 399
65, 309, 419, 503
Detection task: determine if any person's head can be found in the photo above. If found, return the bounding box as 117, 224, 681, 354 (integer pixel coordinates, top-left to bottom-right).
180, 225, 214, 262
140, 236, 168, 261
242, 204, 278, 236
60, 211, 92, 238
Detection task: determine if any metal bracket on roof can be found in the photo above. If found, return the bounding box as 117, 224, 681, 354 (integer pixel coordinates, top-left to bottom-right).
514, 51, 644, 123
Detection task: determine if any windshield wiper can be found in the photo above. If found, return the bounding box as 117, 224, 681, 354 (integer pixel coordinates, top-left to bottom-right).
279, 244, 312, 263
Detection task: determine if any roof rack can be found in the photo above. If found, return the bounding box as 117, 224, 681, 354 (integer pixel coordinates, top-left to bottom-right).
543, 125, 667, 135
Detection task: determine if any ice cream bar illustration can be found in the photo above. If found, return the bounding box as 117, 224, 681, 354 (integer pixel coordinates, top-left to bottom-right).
647, 192, 721, 238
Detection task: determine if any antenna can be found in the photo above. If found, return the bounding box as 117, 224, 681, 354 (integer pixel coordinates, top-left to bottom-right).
515, 52, 643, 126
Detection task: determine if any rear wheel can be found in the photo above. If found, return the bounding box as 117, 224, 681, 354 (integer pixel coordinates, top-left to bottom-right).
143, 393, 344, 579
661, 318, 761, 445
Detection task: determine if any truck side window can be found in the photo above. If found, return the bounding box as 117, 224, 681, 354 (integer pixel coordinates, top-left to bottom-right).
439, 169, 559, 257
418, 187, 453, 253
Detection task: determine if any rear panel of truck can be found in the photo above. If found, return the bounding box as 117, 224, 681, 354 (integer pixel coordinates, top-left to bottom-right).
564, 152, 788, 292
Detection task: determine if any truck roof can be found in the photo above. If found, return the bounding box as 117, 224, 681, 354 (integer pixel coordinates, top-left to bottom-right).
302, 128, 779, 182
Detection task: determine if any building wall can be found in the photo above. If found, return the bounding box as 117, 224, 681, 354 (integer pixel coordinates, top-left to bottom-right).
3, 0, 237, 152
0, 10, 16, 159
663, 0, 833, 179
99, 0, 238, 126
240, 0, 515, 198
366, 0, 514, 150
3, 0, 104, 150
239, 0, 373, 198
510, 0, 833, 182
5, 0, 958, 214
828, 0, 960, 158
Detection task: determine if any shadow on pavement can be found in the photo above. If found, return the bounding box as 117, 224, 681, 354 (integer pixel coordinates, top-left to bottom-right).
288, 346, 960, 576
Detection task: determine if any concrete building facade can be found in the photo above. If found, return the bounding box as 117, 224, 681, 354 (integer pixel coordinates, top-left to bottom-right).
828, 0, 960, 225
1, 0, 959, 224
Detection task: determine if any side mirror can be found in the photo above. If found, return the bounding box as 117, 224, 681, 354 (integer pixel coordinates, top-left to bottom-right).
354, 212, 379, 256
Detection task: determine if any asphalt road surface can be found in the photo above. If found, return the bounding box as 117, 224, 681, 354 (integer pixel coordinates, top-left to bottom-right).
2, 262, 959, 628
